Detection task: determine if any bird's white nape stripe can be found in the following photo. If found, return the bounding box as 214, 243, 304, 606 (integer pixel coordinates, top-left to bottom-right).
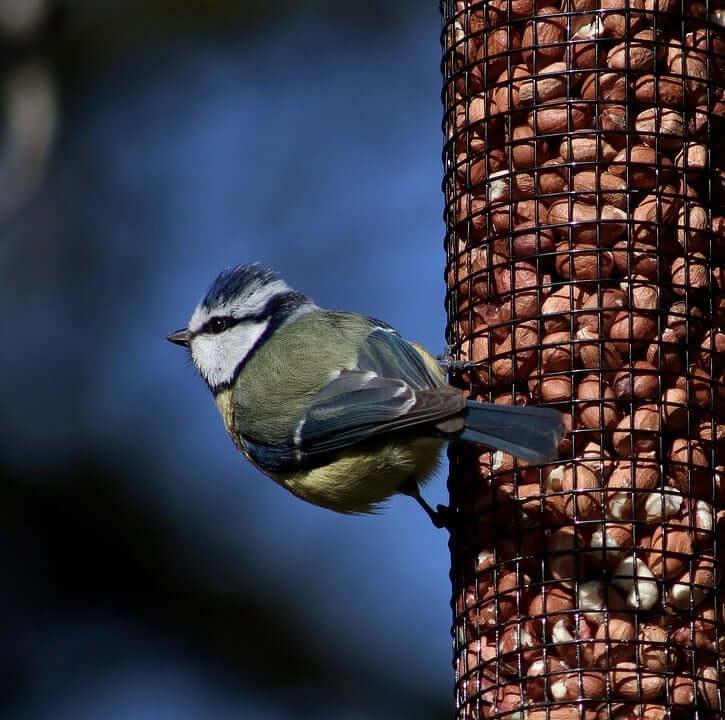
220, 278, 291, 319
190, 318, 269, 389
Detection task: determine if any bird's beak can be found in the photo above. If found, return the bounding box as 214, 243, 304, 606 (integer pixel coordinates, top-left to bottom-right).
166, 328, 192, 347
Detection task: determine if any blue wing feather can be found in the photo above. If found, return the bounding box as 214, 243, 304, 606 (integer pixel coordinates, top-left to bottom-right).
357, 325, 446, 390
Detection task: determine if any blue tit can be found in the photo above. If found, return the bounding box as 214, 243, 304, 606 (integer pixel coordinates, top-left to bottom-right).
167, 264, 565, 525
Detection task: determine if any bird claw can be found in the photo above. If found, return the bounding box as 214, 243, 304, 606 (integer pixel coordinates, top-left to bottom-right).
431, 504, 454, 530
437, 345, 476, 374
400, 478, 453, 531
417, 500, 454, 530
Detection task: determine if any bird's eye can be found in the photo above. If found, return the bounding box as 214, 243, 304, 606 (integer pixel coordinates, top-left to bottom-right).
209, 317, 228, 334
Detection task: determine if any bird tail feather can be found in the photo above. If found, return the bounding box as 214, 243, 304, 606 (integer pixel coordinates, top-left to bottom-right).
455, 401, 565, 464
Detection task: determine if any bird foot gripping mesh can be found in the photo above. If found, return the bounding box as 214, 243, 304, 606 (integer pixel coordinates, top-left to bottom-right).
441, 0, 725, 717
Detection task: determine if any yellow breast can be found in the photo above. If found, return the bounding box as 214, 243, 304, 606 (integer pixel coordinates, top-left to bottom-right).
214, 388, 247, 454
273, 435, 445, 514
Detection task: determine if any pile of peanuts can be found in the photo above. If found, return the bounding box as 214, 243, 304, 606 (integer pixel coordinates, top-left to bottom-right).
442, 0, 725, 717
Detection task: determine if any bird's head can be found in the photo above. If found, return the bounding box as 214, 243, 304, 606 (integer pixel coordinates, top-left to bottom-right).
167, 264, 315, 393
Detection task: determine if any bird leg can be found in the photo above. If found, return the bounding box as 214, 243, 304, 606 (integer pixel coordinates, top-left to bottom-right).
399, 477, 452, 530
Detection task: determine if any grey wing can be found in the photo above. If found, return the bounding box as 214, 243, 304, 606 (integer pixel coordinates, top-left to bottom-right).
239, 323, 462, 472
296, 370, 463, 456
297, 322, 459, 455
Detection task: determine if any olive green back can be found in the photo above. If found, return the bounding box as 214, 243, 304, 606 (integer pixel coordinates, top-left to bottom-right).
230, 311, 374, 443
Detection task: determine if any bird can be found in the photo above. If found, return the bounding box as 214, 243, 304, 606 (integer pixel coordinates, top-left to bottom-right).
166, 264, 566, 526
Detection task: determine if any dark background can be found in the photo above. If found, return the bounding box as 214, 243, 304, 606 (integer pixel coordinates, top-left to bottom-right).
1, 2, 454, 719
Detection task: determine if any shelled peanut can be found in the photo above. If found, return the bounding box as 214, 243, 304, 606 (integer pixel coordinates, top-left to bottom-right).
444, 0, 725, 717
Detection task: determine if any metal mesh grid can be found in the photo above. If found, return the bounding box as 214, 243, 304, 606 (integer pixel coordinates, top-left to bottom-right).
441, 0, 725, 717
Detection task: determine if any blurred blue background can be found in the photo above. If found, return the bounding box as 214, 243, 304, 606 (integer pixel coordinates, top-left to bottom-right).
0, 2, 454, 719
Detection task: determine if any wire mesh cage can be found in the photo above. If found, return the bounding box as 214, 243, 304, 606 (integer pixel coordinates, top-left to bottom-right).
440, 0, 725, 717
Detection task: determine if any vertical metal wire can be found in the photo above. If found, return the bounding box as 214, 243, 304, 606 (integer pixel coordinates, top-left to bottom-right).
441, 0, 725, 717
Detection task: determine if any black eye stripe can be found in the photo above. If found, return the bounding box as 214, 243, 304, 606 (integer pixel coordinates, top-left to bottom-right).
193, 290, 309, 340
197, 316, 241, 336
196, 310, 263, 336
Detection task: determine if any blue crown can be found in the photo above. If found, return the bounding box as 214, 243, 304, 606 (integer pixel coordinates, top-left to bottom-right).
202, 264, 277, 309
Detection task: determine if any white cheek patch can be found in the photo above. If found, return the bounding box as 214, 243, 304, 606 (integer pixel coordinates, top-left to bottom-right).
191, 319, 269, 389
189, 305, 210, 334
